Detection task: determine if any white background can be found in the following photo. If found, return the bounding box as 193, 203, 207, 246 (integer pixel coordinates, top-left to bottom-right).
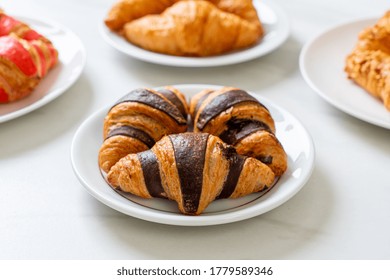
1, 0, 389, 259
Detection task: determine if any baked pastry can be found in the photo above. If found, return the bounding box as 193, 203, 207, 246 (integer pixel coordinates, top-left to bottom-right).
105, 0, 178, 31
190, 87, 287, 176
98, 87, 188, 173
0, 10, 58, 103
105, 0, 263, 56
107, 132, 275, 215
345, 11, 390, 111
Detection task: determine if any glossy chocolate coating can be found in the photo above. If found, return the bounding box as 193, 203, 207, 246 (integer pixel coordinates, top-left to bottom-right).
114, 88, 187, 125
193, 90, 213, 117
138, 150, 165, 198
106, 125, 155, 148
169, 133, 209, 214
196, 89, 267, 130
217, 145, 246, 199
219, 118, 272, 145
157, 88, 187, 118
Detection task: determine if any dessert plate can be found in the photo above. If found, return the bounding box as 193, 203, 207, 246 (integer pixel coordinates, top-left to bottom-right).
0, 16, 86, 123
100, 0, 289, 67
300, 17, 390, 129
71, 84, 315, 226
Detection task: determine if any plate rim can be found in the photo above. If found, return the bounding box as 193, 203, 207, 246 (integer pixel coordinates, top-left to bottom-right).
100, 0, 290, 67
299, 16, 390, 129
0, 14, 86, 123
71, 84, 315, 226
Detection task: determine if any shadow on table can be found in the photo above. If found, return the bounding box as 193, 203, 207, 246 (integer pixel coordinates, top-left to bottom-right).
92, 163, 335, 260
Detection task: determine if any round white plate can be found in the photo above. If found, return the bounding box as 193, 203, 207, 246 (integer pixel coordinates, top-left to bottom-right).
300, 17, 390, 129
100, 0, 289, 67
0, 15, 86, 123
71, 84, 315, 226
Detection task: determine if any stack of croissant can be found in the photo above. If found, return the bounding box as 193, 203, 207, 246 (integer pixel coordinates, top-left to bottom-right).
99, 86, 287, 215
345, 11, 390, 111
104, 0, 264, 56
0, 9, 58, 103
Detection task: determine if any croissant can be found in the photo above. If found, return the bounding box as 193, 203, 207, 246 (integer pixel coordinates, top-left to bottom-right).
122, 0, 263, 56
104, 0, 178, 31
107, 132, 275, 215
345, 11, 390, 110
190, 87, 287, 176
0, 10, 58, 103
105, 0, 262, 31
98, 87, 188, 173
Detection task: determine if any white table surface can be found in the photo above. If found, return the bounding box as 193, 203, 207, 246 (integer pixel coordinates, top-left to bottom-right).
1, 0, 389, 260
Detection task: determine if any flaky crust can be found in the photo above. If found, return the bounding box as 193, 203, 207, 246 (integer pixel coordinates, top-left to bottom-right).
99, 87, 188, 173
105, 0, 263, 56
107, 133, 275, 215
191, 87, 287, 176
0, 11, 58, 103
123, 0, 262, 56
345, 11, 390, 110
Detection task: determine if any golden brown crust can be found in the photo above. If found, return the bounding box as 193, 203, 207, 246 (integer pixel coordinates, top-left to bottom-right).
104, 0, 178, 31
107, 132, 275, 215
198, 133, 230, 214
234, 131, 287, 177
107, 153, 152, 198
0, 12, 58, 103
191, 87, 287, 176
0, 57, 40, 101
345, 11, 390, 111
99, 87, 188, 173
105, 0, 263, 56
230, 157, 275, 198
98, 135, 149, 174
123, 0, 262, 56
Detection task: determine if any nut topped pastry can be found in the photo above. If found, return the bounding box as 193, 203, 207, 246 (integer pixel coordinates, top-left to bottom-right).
345, 11, 390, 111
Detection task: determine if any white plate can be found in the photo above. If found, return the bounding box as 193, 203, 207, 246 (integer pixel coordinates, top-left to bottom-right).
100, 0, 289, 67
300, 17, 390, 129
71, 84, 315, 226
0, 15, 86, 123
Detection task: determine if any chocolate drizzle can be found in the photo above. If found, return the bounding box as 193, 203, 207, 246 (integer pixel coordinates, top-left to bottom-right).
219, 118, 272, 145
217, 145, 246, 199
106, 125, 155, 148
137, 150, 165, 198
157, 88, 187, 118
196, 89, 267, 130
113, 88, 186, 125
169, 133, 209, 214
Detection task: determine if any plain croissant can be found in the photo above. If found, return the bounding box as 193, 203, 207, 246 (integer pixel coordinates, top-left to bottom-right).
122, 0, 263, 56
107, 132, 275, 215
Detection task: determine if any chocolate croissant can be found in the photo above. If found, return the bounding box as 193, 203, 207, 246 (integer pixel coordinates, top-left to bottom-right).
345, 11, 390, 111
0, 10, 58, 103
107, 132, 275, 215
122, 0, 263, 56
98, 87, 188, 173
190, 87, 287, 176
